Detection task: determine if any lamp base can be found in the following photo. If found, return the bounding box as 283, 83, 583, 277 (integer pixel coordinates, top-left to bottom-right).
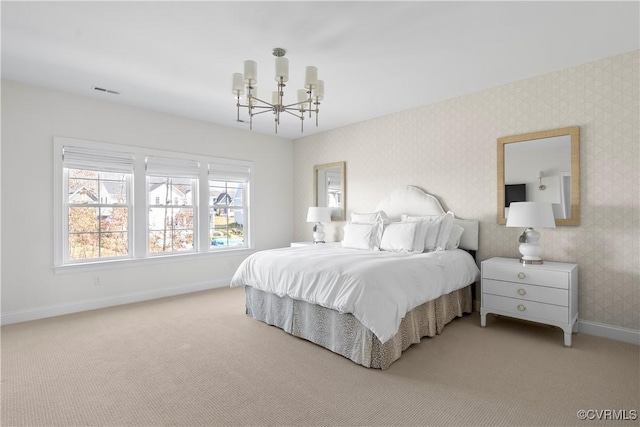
518, 228, 544, 265
312, 223, 325, 244
520, 257, 544, 265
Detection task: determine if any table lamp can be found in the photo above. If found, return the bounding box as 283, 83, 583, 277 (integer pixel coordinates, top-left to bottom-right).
506, 202, 556, 264
306, 207, 332, 244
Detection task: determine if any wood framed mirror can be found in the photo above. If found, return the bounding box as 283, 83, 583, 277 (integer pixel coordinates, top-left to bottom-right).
314, 162, 346, 221
498, 126, 580, 226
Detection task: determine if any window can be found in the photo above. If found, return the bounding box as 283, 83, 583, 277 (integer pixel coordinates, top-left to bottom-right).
209, 163, 250, 249
62, 146, 134, 263
145, 156, 200, 255
67, 169, 130, 260
54, 137, 252, 269
147, 176, 195, 253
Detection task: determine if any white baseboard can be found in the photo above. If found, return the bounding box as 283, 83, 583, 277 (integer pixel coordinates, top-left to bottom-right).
1, 278, 230, 326
577, 319, 640, 345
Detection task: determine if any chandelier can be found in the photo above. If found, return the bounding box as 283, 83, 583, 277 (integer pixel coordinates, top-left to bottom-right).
232, 48, 324, 134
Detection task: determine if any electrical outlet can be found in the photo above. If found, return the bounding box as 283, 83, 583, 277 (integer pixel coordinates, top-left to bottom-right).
93, 276, 101, 286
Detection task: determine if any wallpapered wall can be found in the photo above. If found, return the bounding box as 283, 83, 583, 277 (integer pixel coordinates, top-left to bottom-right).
294, 50, 639, 331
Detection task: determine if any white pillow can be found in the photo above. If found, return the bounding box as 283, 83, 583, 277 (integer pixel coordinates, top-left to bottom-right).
350, 211, 389, 224
349, 211, 388, 248
380, 221, 419, 253
399, 218, 429, 253
437, 212, 455, 249
445, 224, 464, 250
402, 212, 454, 251
342, 223, 377, 250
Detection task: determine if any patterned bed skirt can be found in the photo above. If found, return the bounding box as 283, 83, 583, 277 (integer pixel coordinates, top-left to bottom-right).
245, 285, 472, 369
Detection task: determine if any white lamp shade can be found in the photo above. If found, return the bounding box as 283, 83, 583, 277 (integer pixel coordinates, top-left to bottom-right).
275, 57, 289, 82
304, 66, 318, 89
306, 207, 331, 223
506, 202, 556, 228
243, 60, 257, 85
232, 73, 244, 95
297, 89, 308, 104
314, 80, 324, 100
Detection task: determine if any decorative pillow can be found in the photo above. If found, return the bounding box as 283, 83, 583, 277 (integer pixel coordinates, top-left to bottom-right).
399, 217, 429, 253
350, 211, 389, 224
349, 210, 388, 248
380, 221, 419, 253
342, 223, 377, 250
445, 224, 464, 250
402, 212, 454, 251
436, 212, 455, 249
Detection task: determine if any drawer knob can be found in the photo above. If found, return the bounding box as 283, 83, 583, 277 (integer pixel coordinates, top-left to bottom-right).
517, 304, 526, 312
517, 272, 526, 279
517, 288, 526, 296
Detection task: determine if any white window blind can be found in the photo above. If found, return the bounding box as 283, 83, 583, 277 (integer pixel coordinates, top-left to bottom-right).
146, 156, 200, 177
208, 163, 251, 182
63, 146, 135, 173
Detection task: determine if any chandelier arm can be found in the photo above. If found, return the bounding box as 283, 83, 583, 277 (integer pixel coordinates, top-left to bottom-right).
249, 109, 275, 117
248, 97, 276, 108
281, 109, 305, 119
282, 100, 310, 109
246, 105, 275, 111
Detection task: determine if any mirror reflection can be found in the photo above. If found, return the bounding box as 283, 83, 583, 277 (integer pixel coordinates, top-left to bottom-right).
498, 127, 580, 226
314, 162, 345, 221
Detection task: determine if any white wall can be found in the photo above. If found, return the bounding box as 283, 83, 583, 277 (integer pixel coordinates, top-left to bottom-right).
1, 80, 294, 323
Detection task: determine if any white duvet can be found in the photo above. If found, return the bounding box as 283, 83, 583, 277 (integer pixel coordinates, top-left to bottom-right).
230, 245, 480, 343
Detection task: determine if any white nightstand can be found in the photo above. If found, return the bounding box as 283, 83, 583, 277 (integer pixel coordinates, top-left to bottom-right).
290, 242, 341, 248
480, 257, 578, 347
290, 242, 315, 247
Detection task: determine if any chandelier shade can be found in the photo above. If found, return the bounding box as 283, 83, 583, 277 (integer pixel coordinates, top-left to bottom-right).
232, 48, 324, 134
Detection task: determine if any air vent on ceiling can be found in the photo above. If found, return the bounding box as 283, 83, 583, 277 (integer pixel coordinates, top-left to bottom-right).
93, 86, 120, 95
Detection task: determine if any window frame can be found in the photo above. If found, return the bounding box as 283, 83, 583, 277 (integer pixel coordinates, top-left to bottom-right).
146, 174, 198, 256
64, 167, 134, 263
53, 137, 253, 273
208, 162, 251, 251
209, 179, 248, 250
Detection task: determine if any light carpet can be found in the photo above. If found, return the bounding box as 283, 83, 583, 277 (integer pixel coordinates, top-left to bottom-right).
2, 286, 638, 426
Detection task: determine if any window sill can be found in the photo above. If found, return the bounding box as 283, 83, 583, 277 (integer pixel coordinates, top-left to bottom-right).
53, 248, 255, 274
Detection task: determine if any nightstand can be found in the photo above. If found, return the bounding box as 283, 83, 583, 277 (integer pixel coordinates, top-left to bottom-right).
290, 242, 315, 247
480, 257, 578, 347
290, 242, 341, 248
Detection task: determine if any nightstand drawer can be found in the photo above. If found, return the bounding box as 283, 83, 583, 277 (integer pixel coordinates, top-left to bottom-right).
483, 264, 568, 289
483, 294, 568, 323
483, 279, 568, 306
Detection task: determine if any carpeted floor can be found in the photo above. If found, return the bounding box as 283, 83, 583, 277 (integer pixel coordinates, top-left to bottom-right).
2, 286, 638, 426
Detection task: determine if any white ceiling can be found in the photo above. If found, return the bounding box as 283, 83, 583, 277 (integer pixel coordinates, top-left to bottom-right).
2, 1, 638, 140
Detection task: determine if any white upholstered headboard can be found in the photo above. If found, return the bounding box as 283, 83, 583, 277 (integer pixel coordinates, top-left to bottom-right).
374, 186, 479, 251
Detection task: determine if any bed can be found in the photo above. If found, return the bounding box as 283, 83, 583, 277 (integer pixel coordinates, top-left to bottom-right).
230, 186, 480, 369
